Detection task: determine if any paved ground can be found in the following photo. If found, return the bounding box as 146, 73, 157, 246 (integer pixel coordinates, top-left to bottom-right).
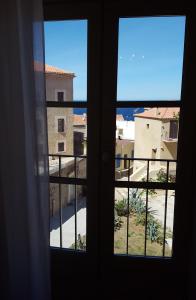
50, 198, 86, 248
148, 190, 175, 231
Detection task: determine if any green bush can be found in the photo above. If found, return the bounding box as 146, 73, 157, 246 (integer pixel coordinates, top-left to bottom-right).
115, 198, 129, 216
114, 209, 123, 231
115, 189, 166, 245
156, 168, 176, 183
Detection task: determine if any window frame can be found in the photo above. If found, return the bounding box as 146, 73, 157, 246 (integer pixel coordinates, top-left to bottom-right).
57, 118, 65, 133
55, 89, 66, 102
98, 4, 194, 282
44, 1, 102, 277
44, 2, 196, 296
57, 141, 65, 152
169, 120, 179, 139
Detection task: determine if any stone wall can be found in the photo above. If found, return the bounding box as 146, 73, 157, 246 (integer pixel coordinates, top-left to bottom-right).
50, 158, 86, 217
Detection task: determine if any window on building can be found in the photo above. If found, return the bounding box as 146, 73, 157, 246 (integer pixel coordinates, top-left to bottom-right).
118, 128, 123, 135
57, 91, 64, 102
169, 120, 178, 139
58, 142, 64, 152
58, 119, 64, 132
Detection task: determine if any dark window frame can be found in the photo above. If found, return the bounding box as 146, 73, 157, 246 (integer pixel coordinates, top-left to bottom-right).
57, 91, 64, 102
44, 2, 196, 297
58, 142, 64, 152
169, 120, 179, 139
58, 118, 65, 132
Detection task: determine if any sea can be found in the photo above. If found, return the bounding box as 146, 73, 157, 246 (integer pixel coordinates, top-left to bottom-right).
73, 107, 144, 121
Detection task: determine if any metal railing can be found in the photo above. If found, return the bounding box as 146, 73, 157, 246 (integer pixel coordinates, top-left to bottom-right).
48, 154, 177, 257
49, 154, 87, 251
114, 157, 177, 257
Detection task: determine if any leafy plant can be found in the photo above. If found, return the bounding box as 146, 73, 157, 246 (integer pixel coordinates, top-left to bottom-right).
147, 217, 160, 242
114, 209, 123, 231
156, 168, 176, 183
115, 198, 129, 216
129, 188, 146, 214
115, 189, 167, 245
71, 234, 86, 251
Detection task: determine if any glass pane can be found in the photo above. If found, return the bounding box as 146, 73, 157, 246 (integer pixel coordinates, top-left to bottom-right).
76, 185, 87, 251
115, 107, 179, 182
165, 190, 175, 257
114, 188, 128, 254
50, 183, 60, 247
117, 16, 185, 101
50, 184, 87, 250
44, 20, 87, 101
114, 188, 174, 257
47, 107, 87, 178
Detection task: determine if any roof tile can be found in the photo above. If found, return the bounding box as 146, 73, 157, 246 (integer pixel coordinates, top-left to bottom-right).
134, 107, 180, 120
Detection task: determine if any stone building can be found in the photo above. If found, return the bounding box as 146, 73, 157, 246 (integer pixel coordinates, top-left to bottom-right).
73, 113, 87, 156
115, 115, 135, 179
133, 107, 179, 179
45, 64, 86, 217
45, 64, 75, 155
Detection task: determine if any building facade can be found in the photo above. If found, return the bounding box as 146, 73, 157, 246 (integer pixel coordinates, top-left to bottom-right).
46, 64, 75, 155
45, 65, 87, 217
133, 107, 179, 179
115, 115, 135, 178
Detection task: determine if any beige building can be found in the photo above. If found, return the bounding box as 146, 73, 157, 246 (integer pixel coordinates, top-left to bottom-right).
45, 64, 87, 217
46, 64, 75, 155
133, 107, 179, 178
73, 114, 87, 156
115, 114, 135, 179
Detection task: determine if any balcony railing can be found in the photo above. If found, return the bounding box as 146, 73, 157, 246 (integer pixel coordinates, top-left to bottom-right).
114, 157, 177, 257
48, 154, 87, 250
48, 155, 177, 257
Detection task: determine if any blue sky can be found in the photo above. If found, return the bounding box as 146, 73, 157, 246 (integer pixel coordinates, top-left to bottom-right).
44, 20, 87, 100
44, 16, 185, 101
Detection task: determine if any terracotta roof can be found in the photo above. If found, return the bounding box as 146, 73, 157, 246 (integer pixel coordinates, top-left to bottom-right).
45, 64, 75, 76
134, 107, 180, 120
73, 114, 87, 126
116, 114, 124, 121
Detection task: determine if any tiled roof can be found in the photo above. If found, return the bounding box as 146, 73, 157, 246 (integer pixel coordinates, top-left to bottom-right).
45, 64, 75, 76
73, 114, 87, 126
134, 107, 180, 120
116, 114, 124, 121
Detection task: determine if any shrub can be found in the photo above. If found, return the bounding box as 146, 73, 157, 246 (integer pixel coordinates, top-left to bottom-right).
129, 188, 146, 214
114, 209, 123, 231
156, 168, 176, 183
115, 198, 129, 216
71, 234, 86, 251
115, 189, 167, 245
